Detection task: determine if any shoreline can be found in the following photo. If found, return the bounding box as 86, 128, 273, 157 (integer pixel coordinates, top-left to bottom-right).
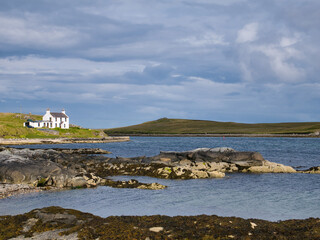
108, 133, 320, 138
0, 136, 130, 145
1, 206, 319, 239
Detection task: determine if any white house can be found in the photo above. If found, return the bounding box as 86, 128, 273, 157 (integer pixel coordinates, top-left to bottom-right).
24, 109, 70, 129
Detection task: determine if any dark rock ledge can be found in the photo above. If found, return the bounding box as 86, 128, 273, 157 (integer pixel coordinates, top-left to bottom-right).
0, 206, 319, 240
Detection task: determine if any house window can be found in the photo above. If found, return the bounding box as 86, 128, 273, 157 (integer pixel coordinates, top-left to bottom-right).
49, 117, 52, 121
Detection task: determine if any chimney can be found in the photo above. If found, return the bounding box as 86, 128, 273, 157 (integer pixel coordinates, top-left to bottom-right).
46, 108, 50, 114
61, 109, 66, 114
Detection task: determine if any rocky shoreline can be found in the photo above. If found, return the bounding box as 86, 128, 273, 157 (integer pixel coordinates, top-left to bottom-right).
0, 136, 130, 145
0, 206, 319, 240
1, 147, 320, 239
0, 146, 319, 199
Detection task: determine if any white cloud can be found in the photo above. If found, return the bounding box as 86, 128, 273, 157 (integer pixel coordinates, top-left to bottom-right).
251, 44, 305, 82
280, 37, 299, 47
181, 0, 246, 6
179, 32, 229, 46
0, 56, 146, 79
0, 15, 80, 48
236, 22, 259, 43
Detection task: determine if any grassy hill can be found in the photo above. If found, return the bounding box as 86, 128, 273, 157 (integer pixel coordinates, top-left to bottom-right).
0, 113, 106, 139
104, 118, 320, 135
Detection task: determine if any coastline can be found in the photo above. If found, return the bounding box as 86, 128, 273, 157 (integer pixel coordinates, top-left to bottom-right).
1, 206, 319, 239
0, 136, 130, 145
105, 133, 320, 138
1, 145, 320, 238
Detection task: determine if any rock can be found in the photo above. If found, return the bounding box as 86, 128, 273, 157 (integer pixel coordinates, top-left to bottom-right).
172, 166, 187, 176
0, 183, 39, 199
22, 218, 38, 232
208, 171, 225, 178
160, 157, 171, 162
52, 148, 111, 155
179, 159, 192, 166
192, 170, 209, 178
68, 176, 88, 188
189, 147, 235, 153
301, 166, 320, 174
104, 178, 167, 190
250, 222, 257, 229
149, 227, 164, 232
137, 182, 167, 190
208, 162, 230, 172
209, 147, 236, 152
247, 161, 296, 173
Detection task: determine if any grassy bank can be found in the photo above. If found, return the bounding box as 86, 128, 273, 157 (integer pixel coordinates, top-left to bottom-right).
104, 118, 320, 135
0, 113, 106, 139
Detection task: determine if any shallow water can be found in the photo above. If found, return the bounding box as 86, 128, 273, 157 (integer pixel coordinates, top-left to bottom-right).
1, 137, 320, 221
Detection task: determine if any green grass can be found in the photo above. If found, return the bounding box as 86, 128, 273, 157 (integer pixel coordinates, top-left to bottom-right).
104, 117, 320, 135
0, 112, 107, 139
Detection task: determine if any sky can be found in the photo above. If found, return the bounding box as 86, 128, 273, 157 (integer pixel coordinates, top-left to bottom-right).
0, 0, 319, 128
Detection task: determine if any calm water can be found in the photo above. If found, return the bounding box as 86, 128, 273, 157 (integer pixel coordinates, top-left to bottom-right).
1, 137, 320, 221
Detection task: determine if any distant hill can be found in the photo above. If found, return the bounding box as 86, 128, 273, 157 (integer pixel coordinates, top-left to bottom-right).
0, 112, 106, 139
104, 118, 320, 135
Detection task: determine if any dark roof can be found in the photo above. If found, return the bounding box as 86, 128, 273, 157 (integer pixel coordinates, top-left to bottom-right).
50, 112, 68, 118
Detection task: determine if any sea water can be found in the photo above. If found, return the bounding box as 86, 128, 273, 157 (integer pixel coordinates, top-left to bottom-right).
0, 137, 319, 221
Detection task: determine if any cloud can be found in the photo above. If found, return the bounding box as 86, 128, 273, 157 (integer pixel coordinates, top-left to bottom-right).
280, 37, 299, 47
0, 14, 80, 49
236, 22, 259, 43
242, 43, 305, 82
0, 56, 146, 80
1, 0, 320, 127
179, 32, 228, 46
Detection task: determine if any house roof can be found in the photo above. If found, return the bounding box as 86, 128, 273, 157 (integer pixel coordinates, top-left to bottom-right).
50, 112, 68, 118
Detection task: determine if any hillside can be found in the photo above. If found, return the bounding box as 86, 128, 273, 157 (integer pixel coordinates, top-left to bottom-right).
104, 118, 320, 135
0, 113, 106, 139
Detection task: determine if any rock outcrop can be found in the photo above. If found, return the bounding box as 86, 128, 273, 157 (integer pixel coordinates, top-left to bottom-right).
0, 146, 302, 198
100, 147, 296, 179
0, 148, 105, 189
